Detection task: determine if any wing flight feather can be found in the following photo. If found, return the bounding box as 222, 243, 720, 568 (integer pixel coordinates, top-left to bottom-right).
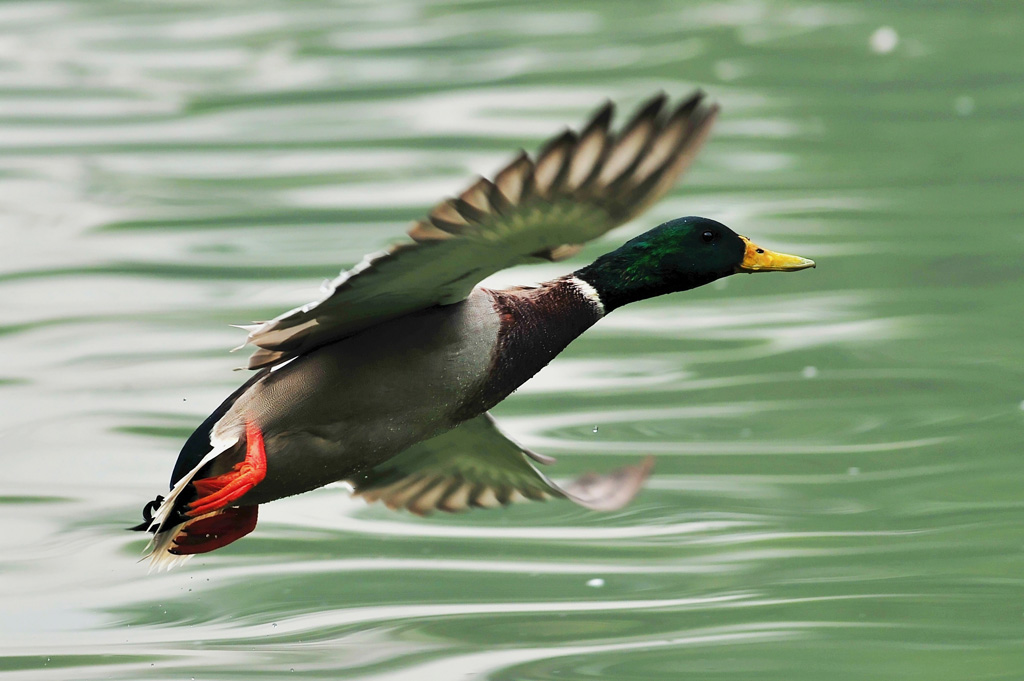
347, 413, 654, 516
243, 92, 719, 369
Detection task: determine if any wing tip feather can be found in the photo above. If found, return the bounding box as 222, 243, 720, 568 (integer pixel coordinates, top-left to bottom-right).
559, 455, 655, 512
244, 91, 717, 368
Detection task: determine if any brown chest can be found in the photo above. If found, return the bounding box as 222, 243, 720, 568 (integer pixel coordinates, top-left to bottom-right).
470, 279, 603, 412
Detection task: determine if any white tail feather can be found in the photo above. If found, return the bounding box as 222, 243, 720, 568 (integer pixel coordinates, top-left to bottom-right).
141, 430, 241, 570
147, 436, 237, 532
143, 523, 194, 573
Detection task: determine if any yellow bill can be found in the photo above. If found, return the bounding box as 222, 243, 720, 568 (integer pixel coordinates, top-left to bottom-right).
737, 236, 815, 273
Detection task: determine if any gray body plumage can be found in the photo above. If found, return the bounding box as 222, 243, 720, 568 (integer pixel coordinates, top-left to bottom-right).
218, 289, 503, 504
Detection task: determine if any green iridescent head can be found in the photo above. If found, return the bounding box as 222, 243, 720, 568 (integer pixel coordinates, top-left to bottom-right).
575, 216, 814, 311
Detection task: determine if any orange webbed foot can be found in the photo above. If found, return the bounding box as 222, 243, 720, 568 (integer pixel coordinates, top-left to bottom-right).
187, 421, 267, 517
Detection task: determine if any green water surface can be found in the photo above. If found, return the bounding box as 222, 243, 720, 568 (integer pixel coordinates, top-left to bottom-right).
1, 1, 1022, 679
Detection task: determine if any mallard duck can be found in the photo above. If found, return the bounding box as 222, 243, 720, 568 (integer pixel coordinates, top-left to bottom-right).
132, 92, 814, 569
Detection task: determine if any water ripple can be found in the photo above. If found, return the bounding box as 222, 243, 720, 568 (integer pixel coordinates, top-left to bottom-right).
0, 1, 1020, 679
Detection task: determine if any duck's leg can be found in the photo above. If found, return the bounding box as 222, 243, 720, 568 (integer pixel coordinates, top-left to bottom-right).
187, 421, 267, 516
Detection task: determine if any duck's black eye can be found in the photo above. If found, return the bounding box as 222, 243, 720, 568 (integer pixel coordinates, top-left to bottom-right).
701, 230, 715, 243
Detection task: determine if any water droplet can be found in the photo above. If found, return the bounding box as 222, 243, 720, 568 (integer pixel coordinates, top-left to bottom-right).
586, 578, 605, 588
713, 60, 742, 82
954, 95, 975, 116
870, 26, 898, 54
802, 366, 818, 379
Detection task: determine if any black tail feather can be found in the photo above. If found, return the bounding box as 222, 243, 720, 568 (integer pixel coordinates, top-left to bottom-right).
128, 495, 164, 533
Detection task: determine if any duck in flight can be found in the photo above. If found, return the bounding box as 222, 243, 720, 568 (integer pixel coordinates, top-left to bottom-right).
132, 91, 814, 570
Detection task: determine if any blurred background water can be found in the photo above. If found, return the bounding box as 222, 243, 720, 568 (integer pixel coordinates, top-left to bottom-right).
1, 1, 1022, 679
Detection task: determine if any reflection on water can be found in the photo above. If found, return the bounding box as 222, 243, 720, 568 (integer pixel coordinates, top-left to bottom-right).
2, 0, 1023, 679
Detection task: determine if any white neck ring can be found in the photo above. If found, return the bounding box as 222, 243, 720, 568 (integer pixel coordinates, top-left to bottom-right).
569, 276, 606, 316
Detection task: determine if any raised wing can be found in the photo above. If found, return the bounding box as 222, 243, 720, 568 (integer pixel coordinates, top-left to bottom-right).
244, 92, 719, 369
347, 412, 654, 516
